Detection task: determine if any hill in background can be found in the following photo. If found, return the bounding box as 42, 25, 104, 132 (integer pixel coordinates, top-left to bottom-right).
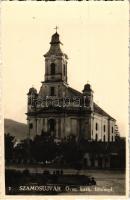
4, 119, 28, 141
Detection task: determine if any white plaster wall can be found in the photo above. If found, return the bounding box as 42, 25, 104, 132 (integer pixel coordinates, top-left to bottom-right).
93, 114, 102, 141
92, 114, 115, 142
92, 114, 110, 142
101, 117, 108, 142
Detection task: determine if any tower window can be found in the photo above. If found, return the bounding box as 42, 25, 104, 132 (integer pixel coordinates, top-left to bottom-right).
112, 136, 113, 142
104, 125, 106, 132
96, 123, 98, 131
50, 87, 55, 96
50, 63, 56, 75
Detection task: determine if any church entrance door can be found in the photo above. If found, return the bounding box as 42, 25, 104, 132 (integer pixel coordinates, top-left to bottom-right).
48, 119, 56, 136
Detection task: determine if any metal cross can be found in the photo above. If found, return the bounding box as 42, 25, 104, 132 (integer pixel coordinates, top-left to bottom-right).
54, 26, 58, 33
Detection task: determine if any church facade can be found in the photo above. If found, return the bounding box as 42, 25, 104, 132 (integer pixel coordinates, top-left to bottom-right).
26, 31, 116, 142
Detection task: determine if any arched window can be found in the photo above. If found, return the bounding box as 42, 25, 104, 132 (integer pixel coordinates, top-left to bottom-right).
29, 123, 33, 129
50, 63, 56, 75
96, 123, 98, 131
103, 135, 106, 142
112, 126, 113, 133
95, 134, 98, 141
104, 125, 106, 132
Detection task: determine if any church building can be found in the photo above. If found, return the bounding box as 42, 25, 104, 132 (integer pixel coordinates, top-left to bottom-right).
26, 30, 116, 142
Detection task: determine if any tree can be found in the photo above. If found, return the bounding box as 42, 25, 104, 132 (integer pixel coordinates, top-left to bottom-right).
60, 134, 84, 169
4, 133, 15, 161
32, 131, 57, 163
14, 138, 33, 163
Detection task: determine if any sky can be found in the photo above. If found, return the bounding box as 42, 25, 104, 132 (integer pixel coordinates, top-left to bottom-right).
2, 2, 129, 136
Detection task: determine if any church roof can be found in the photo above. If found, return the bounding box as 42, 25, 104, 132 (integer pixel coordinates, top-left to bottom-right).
94, 103, 115, 121
27, 87, 37, 95
67, 86, 82, 96
82, 83, 92, 92
66, 85, 115, 120
44, 46, 68, 58
50, 32, 62, 45
28, 84, 115, 121
44, 32, 68, 58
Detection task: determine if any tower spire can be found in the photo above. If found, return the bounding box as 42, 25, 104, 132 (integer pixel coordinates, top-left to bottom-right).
50, 29, 63, 45
54, 26, 59, 33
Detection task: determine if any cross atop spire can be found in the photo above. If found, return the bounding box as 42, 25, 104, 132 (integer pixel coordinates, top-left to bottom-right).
50, 26, 63, 45
54, 26, 59, 33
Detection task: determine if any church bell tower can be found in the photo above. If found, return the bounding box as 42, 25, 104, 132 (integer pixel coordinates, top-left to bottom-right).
44, 28, 68, 84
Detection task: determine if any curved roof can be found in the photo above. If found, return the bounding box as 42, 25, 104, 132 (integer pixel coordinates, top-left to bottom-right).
44, 32, 68, 58
27, 87, 37, 95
